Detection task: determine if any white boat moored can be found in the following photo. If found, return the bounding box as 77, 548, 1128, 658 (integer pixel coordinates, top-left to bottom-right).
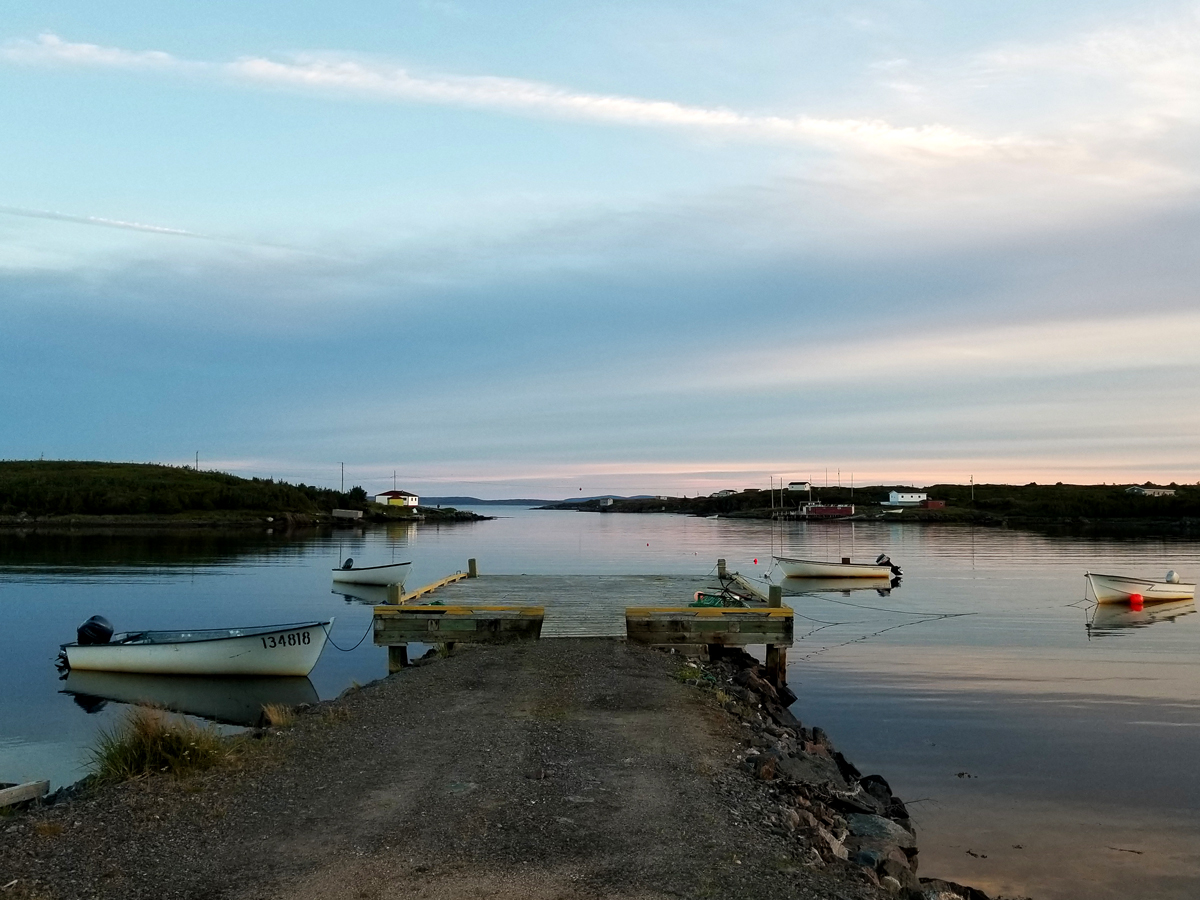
1085, 572, 1196, 604
61, 620, 331, 677
775, 554, 901, 579
331, 559, 412, 587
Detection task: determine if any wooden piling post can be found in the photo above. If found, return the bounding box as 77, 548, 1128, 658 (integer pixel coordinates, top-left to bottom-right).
717, 558, 727, 578
468, 558, 478, 578
766, 644, 787, 690
768, 584, 782, 608
386, 583, 403, 605
387, 644, 408, 673
767, 584, 785, 688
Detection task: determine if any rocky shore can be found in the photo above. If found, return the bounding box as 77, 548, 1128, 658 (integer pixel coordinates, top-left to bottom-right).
2, 640, 995, 900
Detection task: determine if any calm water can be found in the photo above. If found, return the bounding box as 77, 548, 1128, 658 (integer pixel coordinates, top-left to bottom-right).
2, 510, 1198, 899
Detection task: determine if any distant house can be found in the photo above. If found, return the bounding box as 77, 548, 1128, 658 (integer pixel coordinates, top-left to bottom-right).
374, 490, 419, 507
787, 481, 812, 492
713, 490, 737, 498
885, 490, 927, 506
598, 498, 614, 507
1126, 486, 1176, 497
920, 499, 946, 509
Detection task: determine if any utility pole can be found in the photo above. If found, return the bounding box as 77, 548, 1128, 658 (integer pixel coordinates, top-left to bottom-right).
195, 451, 198, 470
340, 462, 344, 493
393, 470, 397, 491
970, 475, 974, 503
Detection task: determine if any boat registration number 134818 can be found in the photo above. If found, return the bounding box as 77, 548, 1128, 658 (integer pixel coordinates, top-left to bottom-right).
261, 631, 312, 649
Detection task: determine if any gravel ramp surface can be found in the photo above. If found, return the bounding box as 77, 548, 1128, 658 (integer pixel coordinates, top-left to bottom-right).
2, 639, 885, 900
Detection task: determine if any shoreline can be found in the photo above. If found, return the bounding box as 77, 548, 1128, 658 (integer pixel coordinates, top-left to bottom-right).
0, 507, 493, 531
538, 504, 1200, 535
0, 641, 990, 900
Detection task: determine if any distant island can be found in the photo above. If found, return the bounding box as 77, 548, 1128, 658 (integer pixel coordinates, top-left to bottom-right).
540, 482, 1200, 533
0, 461, 489, 528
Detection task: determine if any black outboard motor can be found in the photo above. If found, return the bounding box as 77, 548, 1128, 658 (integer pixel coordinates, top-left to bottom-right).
876, 553, 903, 577
77, 615, 114, 646
342, 558, 354, 570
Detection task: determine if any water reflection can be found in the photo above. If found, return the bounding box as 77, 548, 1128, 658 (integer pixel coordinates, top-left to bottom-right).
781, 575, 899, 596
60, 671, 319, 727
1088, 599, 1198, 638
332, 584, 390, 605
0, 527, 317, 578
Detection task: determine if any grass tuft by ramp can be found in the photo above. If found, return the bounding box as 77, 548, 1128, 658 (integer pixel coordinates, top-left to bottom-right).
88, 707, 229, 782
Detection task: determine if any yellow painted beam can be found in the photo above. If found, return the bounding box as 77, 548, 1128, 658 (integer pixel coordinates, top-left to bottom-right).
389, 571, 469, 605
625, 607, 792, 617
375, 605, 544, 616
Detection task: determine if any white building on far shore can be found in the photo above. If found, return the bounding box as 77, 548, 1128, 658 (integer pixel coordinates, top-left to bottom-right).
374, 490, 419, 507
885, 490, 927, 506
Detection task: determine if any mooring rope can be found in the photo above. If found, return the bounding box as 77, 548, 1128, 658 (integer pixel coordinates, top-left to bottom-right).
323, 620, 374, 652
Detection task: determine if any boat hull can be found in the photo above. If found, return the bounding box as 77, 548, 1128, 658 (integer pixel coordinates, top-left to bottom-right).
331, 562, 411, 587
64, 622, 330, 676
1086, 572, 1196, 604
775, 557, 893, 579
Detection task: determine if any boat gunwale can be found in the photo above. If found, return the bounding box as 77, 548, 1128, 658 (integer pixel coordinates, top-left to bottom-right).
1085, 571, 1195, 586
61, 620, 330, 651
331, 562, 412, 573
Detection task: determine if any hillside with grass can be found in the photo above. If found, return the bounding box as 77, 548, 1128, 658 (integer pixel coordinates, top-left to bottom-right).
0, 461, 367, 519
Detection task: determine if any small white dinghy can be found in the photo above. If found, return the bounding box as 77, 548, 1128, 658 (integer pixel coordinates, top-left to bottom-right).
60, 618, 331, 677
331, 558, 412, 587
775, 553, 901, 579
1085, 571, 1196, 604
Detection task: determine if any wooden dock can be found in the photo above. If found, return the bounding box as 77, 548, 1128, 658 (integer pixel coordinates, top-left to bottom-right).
373, 561, 794, 683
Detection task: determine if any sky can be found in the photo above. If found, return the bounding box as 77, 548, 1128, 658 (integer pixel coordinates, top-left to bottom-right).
2, 1, 1199, 498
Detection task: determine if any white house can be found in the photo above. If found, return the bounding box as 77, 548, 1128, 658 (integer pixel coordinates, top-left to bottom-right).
787, 481, 812, 492
374, 490, 419, 507
598, 498, 614, 507
885, 490, 927, 506
714, 489, 737, 497
1126, 486, 1176, 497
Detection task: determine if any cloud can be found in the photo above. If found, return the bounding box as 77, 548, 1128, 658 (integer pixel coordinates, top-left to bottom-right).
0, 204, 347, 258
0, 33, 1027, 161
0, 204, 218, 239
0, 32, 177, 69
695, 310, 1200, 393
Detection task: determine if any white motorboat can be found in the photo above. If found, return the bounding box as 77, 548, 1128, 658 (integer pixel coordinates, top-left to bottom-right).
61, 620, 331, 676
775, 554, 901, 579
1085, 571, 1196, 604
331, 559, 411, 587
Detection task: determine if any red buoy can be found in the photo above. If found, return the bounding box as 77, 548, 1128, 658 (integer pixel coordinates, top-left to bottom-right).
753, 558, 758, 565
1129, 592, 1144, 611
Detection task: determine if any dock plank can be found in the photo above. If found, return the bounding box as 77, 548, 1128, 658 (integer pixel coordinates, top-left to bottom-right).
0, 780, 49, 808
